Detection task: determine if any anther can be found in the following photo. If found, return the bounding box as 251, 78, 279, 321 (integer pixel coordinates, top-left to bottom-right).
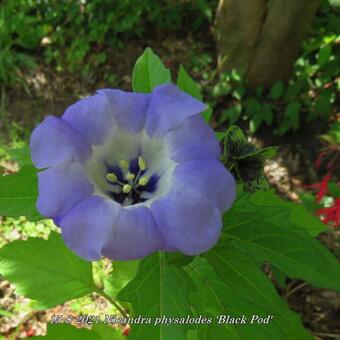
122, 184, 132, 194
138, 156, 147, 171
106, 173, 118, 183
126, 172, 135, 181
138, 175, 150, 186
119, 159, 129, 170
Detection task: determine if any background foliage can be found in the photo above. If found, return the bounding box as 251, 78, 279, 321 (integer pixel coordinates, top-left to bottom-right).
0, 0, 339, 339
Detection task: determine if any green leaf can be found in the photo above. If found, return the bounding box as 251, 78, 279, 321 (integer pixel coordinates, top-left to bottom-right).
232, 86, 245, 100
278, 101, 301, 135
329, 122, 340, 144
269, 81, 284, 100
34, 323, 125, 339
329, 182, 340, 198
118, 252, 195, 339
201, 107, 213, 123
262, 103, 273, 126
7, 145, 33, 167
221, 192, 340, 290
314, 89, 333, 119
92, 323, 125, 339
299, 192, 321, 213
234, 189, 326, 236
186, 257, 294, 339
203, 249, 312, 339
104, 260, 139, 298
33, 324, 97, 339
177, 65, 202, 100
0, 232, 96, 309
165, 252, 195, 267
0, 165, 42, 221
220, 104, 242, 125
285, 101, 300, 130
215, 131, 228, 141
177, 65, 211, 123
132, 47, 171, 93
317, 44, 332, 67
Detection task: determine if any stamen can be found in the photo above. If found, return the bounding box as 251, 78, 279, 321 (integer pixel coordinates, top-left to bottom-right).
138, 175, 150, 186
138, 156, 147, 171
126, 172, 135, 181
119, 159, 129, 170
122, 184, 132, 194
106, 173, 118, 183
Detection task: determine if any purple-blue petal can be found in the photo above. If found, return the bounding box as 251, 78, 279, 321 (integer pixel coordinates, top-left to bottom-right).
172, 159, 236, 212
37, 162, 93, 221
151, 190, 222, 255
97, 89, 150, 134
59, 196, 120, 261
30, 116, 91, 169
101, 206, 163, 260
61, 94, 115, 145
145, 84, 206, 137
164, 115, 220, 162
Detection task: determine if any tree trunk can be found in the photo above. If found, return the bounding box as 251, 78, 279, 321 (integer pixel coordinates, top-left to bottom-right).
215, 0, 320, 88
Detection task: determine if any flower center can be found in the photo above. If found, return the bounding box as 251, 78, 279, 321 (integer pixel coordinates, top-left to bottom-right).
105, 155, 159, 206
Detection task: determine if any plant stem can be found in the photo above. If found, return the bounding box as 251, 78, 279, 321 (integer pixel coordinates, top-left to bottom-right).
95, 288, 129, 319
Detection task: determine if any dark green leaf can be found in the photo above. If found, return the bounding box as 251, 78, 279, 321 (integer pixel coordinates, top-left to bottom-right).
269, 81, 284, 100
317, 45, 332, 67
165, 252, 195, 267
314, 89, 333, 119
285, 101, 301, 130
262, 103, 273, 126
220, 104, 242, 125
329, 182, 340, 198
299, 192, 321, 213
278, 101, 301, 135
232, 86, 245, 100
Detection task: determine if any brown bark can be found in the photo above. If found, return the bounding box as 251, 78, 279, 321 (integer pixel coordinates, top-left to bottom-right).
215, 0, 320, 88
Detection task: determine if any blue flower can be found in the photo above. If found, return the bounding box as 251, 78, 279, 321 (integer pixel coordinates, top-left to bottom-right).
30, 84, 236, 260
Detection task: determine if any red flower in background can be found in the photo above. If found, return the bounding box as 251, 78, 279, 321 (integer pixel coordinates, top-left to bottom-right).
316, 198, 340, 227
305, 173, 332, 203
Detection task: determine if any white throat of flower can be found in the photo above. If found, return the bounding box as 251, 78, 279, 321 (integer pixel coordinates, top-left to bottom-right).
84, 128, 176, 208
